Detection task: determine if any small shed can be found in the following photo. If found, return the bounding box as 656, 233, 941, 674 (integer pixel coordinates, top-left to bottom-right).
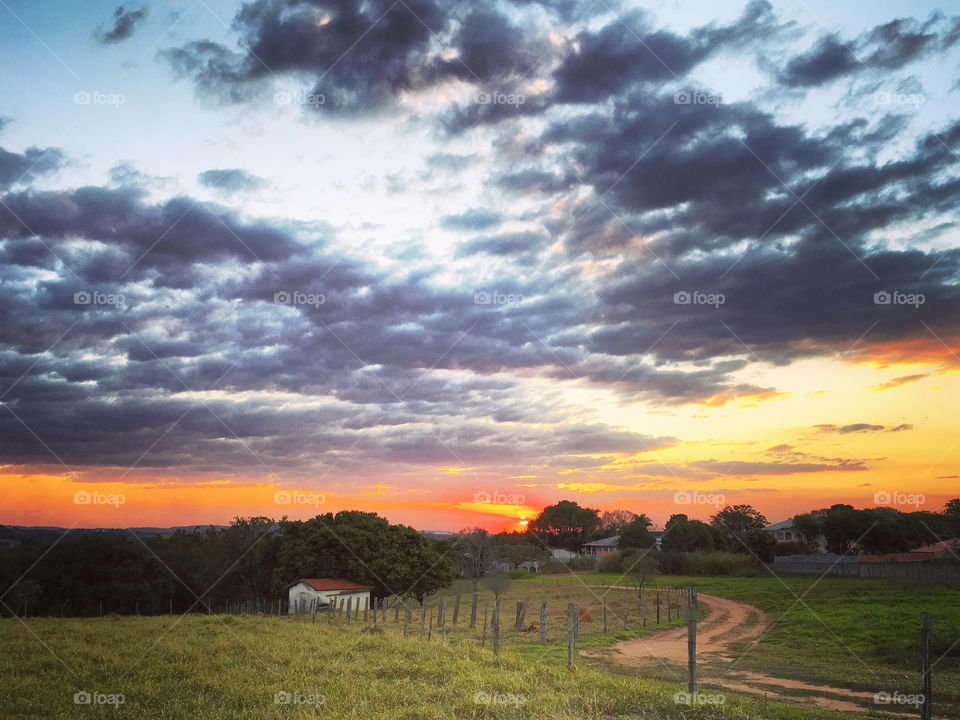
287, 578, 373, 615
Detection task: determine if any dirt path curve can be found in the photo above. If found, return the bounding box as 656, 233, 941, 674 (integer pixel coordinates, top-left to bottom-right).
583, 589, 911, 715
609, 593, 769, 663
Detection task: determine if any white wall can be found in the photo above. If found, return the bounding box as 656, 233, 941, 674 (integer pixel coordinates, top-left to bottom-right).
287, 583, 371, 614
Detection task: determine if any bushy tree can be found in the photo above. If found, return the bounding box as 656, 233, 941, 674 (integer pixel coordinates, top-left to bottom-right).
618, 520, 655, 550
661, 517, 715, 552
599, 509, 649, 535
710, 505, 768, 551
457, 528, 496, 590
529, 500, 600, 552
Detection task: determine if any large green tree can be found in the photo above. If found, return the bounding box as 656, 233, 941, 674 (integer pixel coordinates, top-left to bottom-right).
618, 519, 656, 550
661, 516, 716, 552
272, 511, 454, 603
528, 500, 601, 552
710, 504, 768, 551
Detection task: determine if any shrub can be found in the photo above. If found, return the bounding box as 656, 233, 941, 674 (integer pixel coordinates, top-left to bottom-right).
568, 556, 596, 571
508, 569, 529, 579
773, 541, 810, 556
656, 551, 757, 576
597, 551, 623, 573
540, 559, 568, 574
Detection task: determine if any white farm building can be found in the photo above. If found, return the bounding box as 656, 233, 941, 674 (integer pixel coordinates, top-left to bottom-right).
287, 578, 373, 615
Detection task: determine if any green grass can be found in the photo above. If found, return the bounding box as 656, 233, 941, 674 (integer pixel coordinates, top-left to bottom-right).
0, 614, 888, 720
517, 571, 960, 706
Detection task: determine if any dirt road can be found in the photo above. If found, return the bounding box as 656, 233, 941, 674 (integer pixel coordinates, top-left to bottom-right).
586, 592, 911, 715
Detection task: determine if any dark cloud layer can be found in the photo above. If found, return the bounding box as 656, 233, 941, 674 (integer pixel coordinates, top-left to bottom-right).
1, 1, 958, 478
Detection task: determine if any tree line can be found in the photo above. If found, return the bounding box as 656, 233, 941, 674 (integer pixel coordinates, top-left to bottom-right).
0, 513, 456, 618
2, 499, 958, 617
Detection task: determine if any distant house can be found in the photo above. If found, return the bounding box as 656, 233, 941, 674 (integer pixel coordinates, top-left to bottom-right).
496, 560, 539, 573
582, 535, 619, 557
651, 530, 665, 550
763, 519, 799, 543
548, 547, 577, 563
287, 578, 373, 614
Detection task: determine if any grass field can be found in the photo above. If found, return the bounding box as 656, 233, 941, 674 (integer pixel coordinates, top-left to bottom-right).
3, 571, 957, 718
0, 614, 889, 720
509, 572, 960, 708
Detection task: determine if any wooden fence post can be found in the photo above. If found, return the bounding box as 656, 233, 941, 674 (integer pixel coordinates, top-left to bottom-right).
687, 594, 697, 695
641, 587, 647, 627
440, 597, 447, 641
363, 596, 368, 621
419, 599, 427, 639
540, 601, 547, 644
346, 597, 352, 624
452, 594, 461, 624
921, 612, 932, 720
567, 603, 577, 669
493, 597, 501, 656
470, 592, 479, 628
516, 599, 528, 630
481, 606, 488, 647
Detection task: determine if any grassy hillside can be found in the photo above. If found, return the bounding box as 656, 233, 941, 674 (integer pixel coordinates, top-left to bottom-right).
1, 614, 881, 720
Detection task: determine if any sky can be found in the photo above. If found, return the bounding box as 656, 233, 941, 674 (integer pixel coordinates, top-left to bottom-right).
0, 0, 958, 533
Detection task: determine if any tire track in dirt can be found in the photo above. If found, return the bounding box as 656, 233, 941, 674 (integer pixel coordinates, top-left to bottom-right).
585, 592, 912, 715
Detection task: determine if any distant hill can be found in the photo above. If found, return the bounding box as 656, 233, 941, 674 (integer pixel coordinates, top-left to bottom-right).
0, 524, 228, 548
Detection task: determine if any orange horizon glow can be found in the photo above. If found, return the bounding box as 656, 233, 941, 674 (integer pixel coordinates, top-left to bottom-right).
2, 352, 958, 533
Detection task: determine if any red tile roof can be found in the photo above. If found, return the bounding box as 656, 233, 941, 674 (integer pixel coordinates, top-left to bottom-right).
290, 578, 373, 591
912, 539, 960, 555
